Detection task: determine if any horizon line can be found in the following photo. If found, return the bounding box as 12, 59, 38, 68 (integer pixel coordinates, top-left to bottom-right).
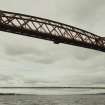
0, 87, 105, 89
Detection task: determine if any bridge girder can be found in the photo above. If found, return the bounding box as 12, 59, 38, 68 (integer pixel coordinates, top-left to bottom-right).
0, 10, 105, 52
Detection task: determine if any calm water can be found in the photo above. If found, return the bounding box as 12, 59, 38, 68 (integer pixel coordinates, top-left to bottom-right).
0, 88, 105, 104
1, 94, 105, 105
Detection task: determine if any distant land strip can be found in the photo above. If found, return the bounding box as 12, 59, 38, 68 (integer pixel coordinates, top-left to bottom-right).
0, 87, 105, 89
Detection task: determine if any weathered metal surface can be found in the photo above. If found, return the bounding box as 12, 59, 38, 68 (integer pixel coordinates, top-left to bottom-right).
0, 10, 105, 52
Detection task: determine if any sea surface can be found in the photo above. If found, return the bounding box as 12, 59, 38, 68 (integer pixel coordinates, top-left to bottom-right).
0, 88, 105, 105
1, 94, 105, 105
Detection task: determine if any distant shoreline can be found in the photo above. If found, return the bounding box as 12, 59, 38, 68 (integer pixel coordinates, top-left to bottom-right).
0, 93, 105, 95
0, 87, 105, 89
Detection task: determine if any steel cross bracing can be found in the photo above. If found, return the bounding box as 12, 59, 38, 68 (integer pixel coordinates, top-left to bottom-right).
0, 10, 105, 52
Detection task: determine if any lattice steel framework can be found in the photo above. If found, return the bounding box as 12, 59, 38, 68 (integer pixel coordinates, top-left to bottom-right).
0, 10, 105, 52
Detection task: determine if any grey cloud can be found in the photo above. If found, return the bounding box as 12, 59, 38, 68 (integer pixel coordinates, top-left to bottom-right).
0, 74, 13, 81
4, 44, 41, 56
73, 0, 105, 21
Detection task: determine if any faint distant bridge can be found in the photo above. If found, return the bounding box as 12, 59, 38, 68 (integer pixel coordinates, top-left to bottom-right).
0, 10, 105, 52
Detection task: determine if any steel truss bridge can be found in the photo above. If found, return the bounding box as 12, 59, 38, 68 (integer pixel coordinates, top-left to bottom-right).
0, 10, 105, 52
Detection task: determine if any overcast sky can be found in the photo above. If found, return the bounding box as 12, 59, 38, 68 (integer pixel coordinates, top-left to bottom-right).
0, 0, 105, 87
